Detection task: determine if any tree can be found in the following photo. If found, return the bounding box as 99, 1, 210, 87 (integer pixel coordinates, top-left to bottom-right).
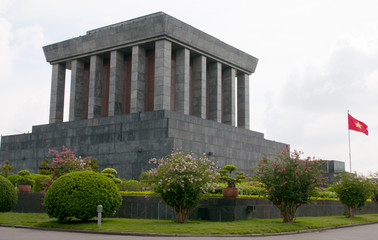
145, 151, 219, 223
0, 160, 14, 177
254, 145, 325, 223
332, 172, 374, 218
219, 164, 245, 188
371, 172, 378, 206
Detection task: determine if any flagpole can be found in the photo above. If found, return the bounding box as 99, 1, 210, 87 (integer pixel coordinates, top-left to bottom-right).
348, 110, 352, 173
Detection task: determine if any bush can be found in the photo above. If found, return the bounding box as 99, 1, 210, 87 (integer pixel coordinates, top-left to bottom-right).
219, 165, 245, 188
372, 189, 378, 205
313, 188, 338, 199
38, 158, 51, 175
0, 160, 14, 177
371, 172, 378, 206
332, 172, 374, 218
101, 168, 121, 184
0, 175, 18, 212
254, 145, 325, 223
30, 174, 50, 192
44, 171, 122, 222
117, 179, 149, 191
42, 146, 99, 190
7, 174, 20, 187
16, 170, 35, 186
145, 151, 219, 223
237, 182, 268, 196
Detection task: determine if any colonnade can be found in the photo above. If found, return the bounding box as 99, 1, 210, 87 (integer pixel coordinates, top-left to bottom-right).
49, 39, 250, 129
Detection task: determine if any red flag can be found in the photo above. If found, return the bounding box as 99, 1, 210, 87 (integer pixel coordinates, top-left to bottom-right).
348, 114, 368, 135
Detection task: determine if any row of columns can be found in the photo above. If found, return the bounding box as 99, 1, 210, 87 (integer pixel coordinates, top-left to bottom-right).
49, 40, 250, 129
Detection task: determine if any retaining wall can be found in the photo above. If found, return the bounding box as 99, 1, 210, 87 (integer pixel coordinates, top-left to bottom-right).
13, 193, 378, 221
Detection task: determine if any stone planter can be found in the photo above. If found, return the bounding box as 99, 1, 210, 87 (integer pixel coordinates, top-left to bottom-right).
18, 185, 32, 193
222, 188, 239, 198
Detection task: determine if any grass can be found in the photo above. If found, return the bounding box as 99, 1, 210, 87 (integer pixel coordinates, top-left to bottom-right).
0, 212, 377, 235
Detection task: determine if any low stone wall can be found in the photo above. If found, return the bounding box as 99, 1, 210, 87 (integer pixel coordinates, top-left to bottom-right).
13, 193, 378, 221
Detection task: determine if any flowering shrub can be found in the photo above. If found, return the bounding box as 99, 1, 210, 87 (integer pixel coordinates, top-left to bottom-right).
371, 172, 378, 206
145, 151, 219, 223
42, 146, 99, 190
254, 145, 325, 223
332, 172, 374, 218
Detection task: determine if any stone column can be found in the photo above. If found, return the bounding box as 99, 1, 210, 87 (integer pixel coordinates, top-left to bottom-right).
237, 73, 250, 129
108, 51, 124, 116
208, 62, 222, 122
223, 68, 236, 126
88, 55, 103, 119
130, 46, 146, 113
175, 48, 190, 115
192, 56, 207, 119
154, 40, 172, 111
69, 60, 84, 121
49, 63, 66, 124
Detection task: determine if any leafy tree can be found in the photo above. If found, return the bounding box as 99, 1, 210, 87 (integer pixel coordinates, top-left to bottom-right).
145, 151, 219, 223
219, 164, 245, 188
371, 172, 378, 206
0, 160, 14, 177
254, 145, 325, 223
101, 168, 121, 184
333, 172, 374, 218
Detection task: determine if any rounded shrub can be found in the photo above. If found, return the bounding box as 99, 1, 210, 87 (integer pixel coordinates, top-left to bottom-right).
44, 171, 122, 222
0, 175, 18, 212
101, 168, 117, 175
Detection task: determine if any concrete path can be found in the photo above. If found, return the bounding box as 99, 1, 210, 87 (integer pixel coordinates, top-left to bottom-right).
0, 223, 377, 240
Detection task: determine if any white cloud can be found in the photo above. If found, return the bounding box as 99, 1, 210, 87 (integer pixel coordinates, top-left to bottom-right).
261, 36, 378, 174
0, 18, 14, 81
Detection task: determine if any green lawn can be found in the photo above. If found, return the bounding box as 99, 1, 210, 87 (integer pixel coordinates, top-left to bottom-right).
0, 212, 378, 235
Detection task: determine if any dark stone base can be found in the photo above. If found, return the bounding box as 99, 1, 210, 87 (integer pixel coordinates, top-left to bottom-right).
0, 110, 285, 179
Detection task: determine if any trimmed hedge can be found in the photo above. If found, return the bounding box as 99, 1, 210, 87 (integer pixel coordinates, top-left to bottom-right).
44, 171, 122, 222
0, 175, 18, 212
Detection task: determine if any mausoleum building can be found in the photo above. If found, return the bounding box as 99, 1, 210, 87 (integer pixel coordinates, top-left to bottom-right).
0, 12, 286, 178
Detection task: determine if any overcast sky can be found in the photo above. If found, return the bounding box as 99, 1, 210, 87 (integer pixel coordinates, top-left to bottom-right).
1, 0, 377, 175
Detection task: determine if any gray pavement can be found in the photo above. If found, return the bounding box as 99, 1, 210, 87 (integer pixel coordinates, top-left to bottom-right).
0, 223, 377, 240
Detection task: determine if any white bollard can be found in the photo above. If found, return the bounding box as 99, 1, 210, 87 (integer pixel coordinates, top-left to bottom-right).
97, 205, 103, 227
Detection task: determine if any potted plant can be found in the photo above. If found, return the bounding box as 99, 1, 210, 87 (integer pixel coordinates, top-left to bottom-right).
219, 165, 245, 198
16, 170, 35, 193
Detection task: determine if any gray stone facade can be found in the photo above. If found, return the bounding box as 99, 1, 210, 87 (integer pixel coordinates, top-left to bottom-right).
0, 110, 284, 178
0, 12, 287, 178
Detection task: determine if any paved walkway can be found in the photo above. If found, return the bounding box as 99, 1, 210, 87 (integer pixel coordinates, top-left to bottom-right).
0, 223, 377, 240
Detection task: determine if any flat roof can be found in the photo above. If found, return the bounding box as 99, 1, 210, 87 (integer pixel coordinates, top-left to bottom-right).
43, 12, 258, 74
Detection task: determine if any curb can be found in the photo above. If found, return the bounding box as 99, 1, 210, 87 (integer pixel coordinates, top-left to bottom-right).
0, 222, 377, 237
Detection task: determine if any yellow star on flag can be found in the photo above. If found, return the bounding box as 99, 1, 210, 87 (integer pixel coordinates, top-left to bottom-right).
354, 122, 362, 129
